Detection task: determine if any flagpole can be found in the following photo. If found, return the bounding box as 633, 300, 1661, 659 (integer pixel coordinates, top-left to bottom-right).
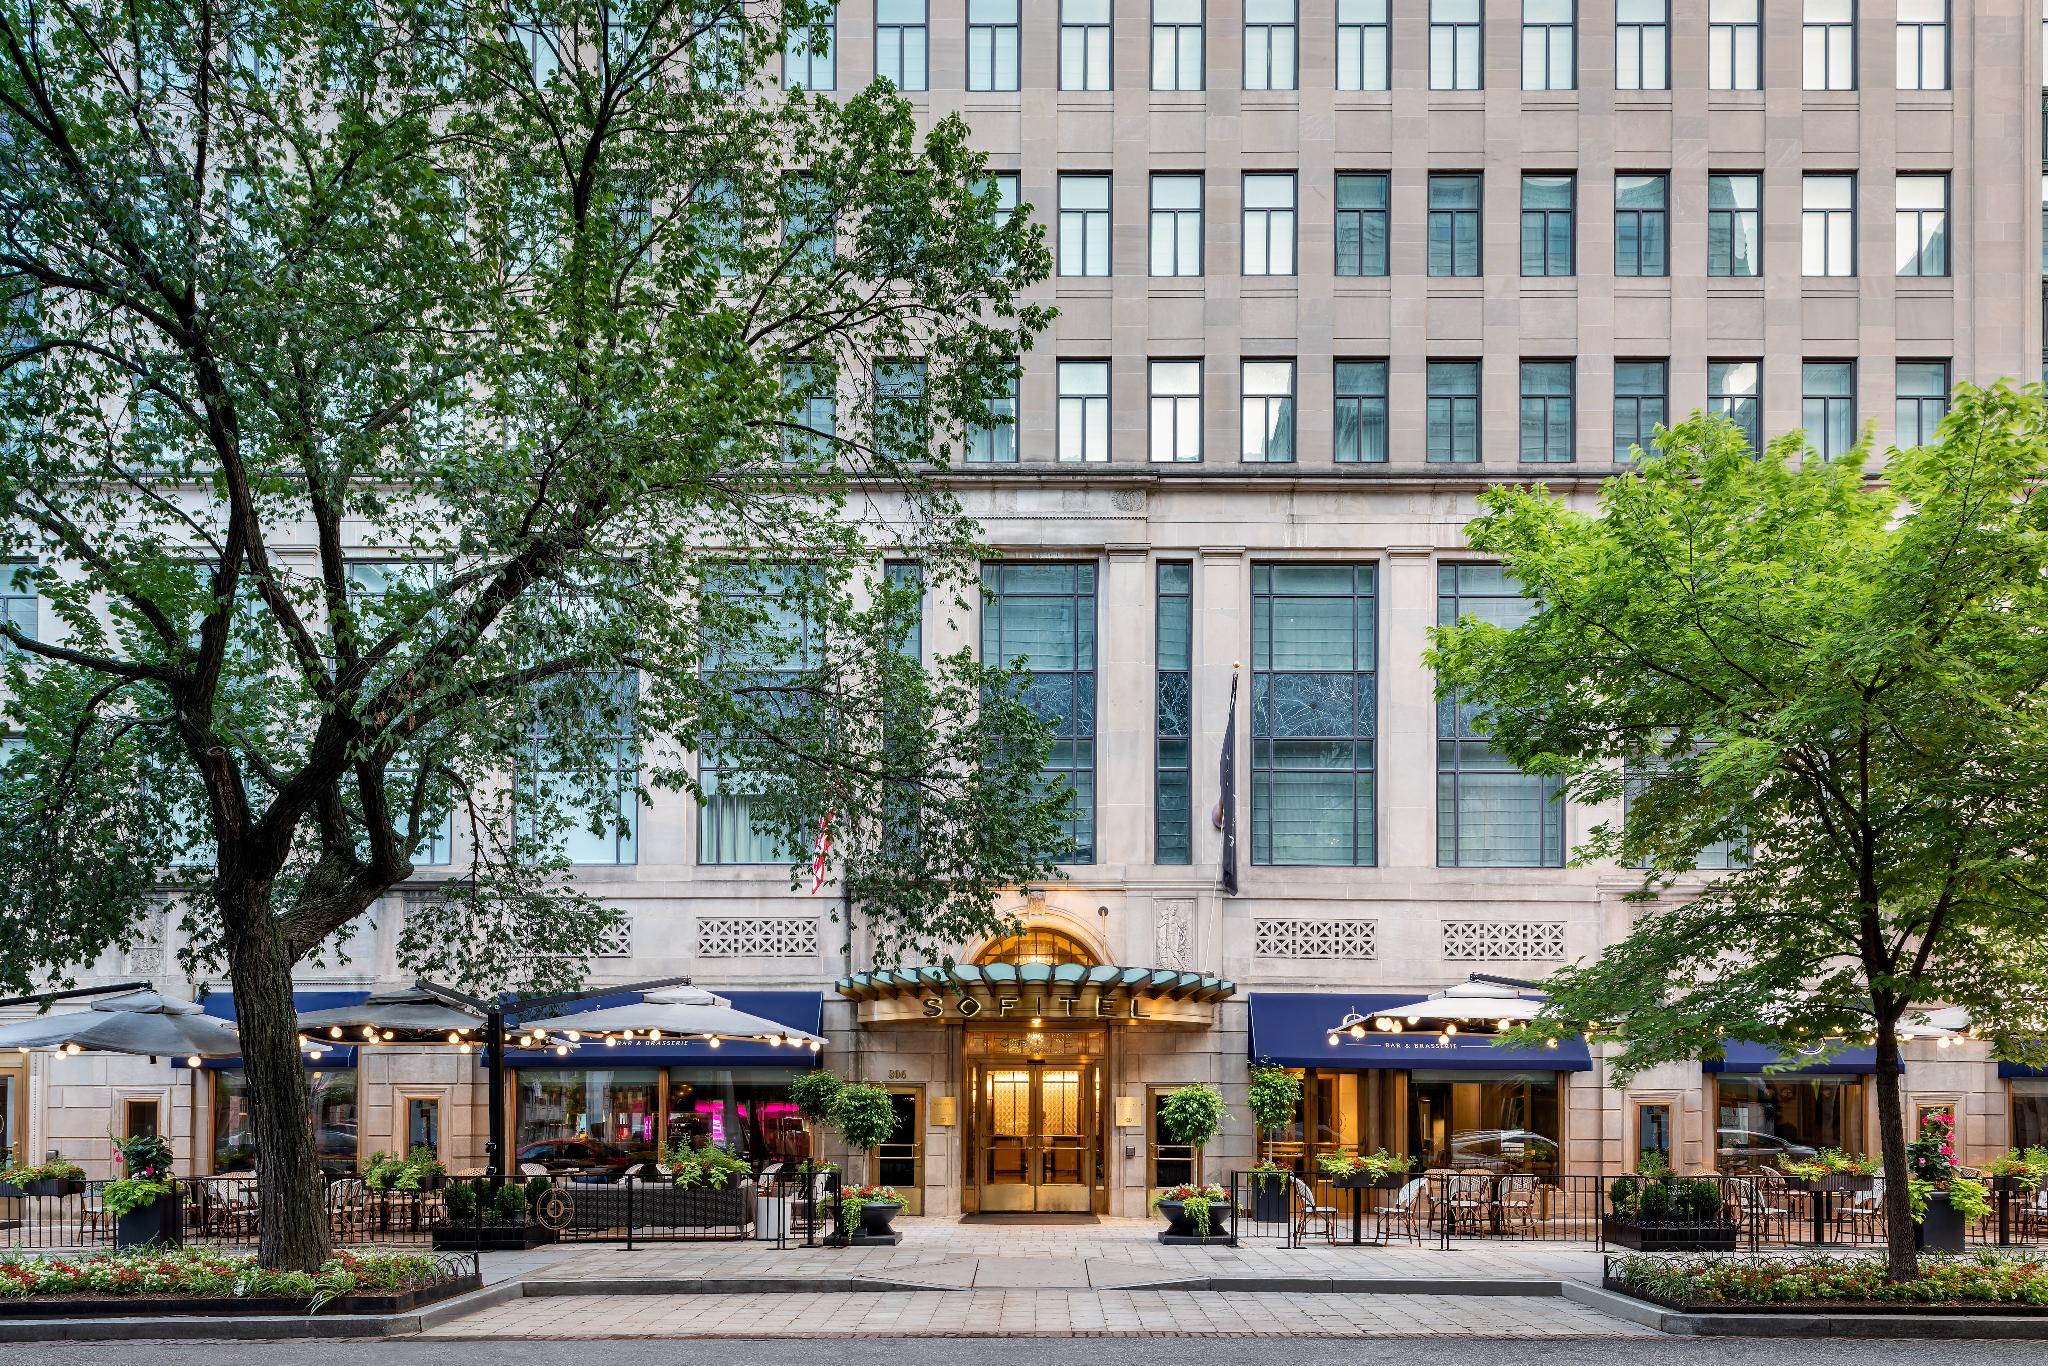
1218, 662, 1240, 896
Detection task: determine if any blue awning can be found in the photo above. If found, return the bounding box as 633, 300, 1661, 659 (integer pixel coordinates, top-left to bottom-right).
199, 989, 366, 1068
1703, 1042, 1892, 1075
502, 990, 824, 1069
1999, 1061, 2048, 1079
1247, 992, 1592, 1073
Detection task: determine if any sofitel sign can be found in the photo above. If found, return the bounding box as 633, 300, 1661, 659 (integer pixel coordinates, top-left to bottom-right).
858, 992, 1215, 1027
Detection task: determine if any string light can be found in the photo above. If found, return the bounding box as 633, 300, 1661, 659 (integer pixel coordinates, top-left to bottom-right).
809, 1039, 822, 1053
447, 1032, 461, 1045
708, 1037, 722, 1049
566, 1031, 581, 1042
1444, 1023, 1458, 1037
457, 1043, 472, 1055
62, 1042, 80, 1055
329, 1026, 343, 1039
186, 1055, 200, 1068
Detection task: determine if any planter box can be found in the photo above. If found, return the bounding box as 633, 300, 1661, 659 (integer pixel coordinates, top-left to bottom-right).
24, 1179, 83, 1198
0, 1274, 481, 1319
1156, 1199, 1232, 1244
1248, 1177, 1291, 1223
1992, 1175, 2045, 1195
114, 1194, 182, 1250
1786, 1174, 1876, 1194
1329, 1172, 1410, 1191
0, 1182, 21, 1200
432, 1222, 555, 1251
1603, 1215, 1741, 1252
1603, 1276, 2048, 1317
1917, 1190, 1967, 1252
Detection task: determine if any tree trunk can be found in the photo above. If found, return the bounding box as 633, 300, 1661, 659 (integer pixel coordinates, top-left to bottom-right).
1872, 1021, 1917, 1281
228, 918, 330, 1271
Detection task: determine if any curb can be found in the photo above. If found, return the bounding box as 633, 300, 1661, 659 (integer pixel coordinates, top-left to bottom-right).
1563, 1283, 2048, 1340
0, 1280, 520, 1343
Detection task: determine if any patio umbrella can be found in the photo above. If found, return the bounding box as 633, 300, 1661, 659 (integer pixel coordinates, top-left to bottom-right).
1323, 980, 1553, 1044
297, 984, 487, 1050
518, 985, 825, 1052
0, 988, 242, 1064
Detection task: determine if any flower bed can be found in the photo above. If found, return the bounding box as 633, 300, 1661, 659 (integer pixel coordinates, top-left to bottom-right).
1607, 1252, 2048, 1314
0, 1246, 478, 1317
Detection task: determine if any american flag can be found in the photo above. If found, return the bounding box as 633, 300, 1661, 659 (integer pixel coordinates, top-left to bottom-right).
808, 811, 835, 894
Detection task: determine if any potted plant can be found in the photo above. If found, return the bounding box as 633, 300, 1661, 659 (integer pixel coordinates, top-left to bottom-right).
789, 1069, 843, 1162
827, 1081, 903, 1244
1987, 1146, 2048, 1193
1150, 1183, 1232, 1242
1152, 1083, 1226, 1240
1908, 1109, 1987, 1252
836, 1184, 902, 1240
661, 1140, 755, 1227
1777, 1147, 1879, 1193
6, 1159, 88, 1198
106, 1134, 179, 1249
1316, 1148, 1413, 1191
1244, 1063, 1301, 1222
1603, 1160, 1738, 1252
434, 1176, 559, 1251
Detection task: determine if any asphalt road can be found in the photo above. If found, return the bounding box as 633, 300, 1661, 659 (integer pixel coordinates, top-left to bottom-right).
2, 1339, 2043, 1366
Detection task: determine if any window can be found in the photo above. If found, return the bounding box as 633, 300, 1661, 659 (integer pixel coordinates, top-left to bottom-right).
1803, 0, 1854, 90
407, 1097, 441, 1156
1061, 0, 1112, 90
783, 364, 836, 463
1897, 0, 1947, 89
784, 174, 834, 273
1709, 0, 1760, 90
1431, 0, 1483, 89
886, 560, 924, 663
1409, 1073, 1561, 1173
1150, 174, 1203, 276
1708, 361, 1761, 450
1802, 362, 1855, 459
1519, 362, 1574, 463
523, 670, 639, 865
966, 370, 1018, 463
1635, 1102, 1673, 1167
2042, 175, 2048, 276
1149, 1086, 1197, 1186
1896, 361, 1948, 449
1616, 0, 1669, 90
1428, 174, 1481, 276
1244, 0, 1297, 90
0, 561, 34, 646
1251, 564, 1377, 867
123, 1097, 159, 1140
1152, 0, 1203, 91
873, 360, 927, 461
983, 563, 1097, 863
967, 0, 1020, 91
345, 563, 455, 863
1802, 174, 1854, 276
694, 177, 742, 278
1707, 173, 1761, 277
699, 566, 818, 864
1520, 174, 1574, 276
216, 1069, 358, 1175
1895, 175, 1948, 277
1613, 360, 1667, 461
1614, 174, 1668, 276
1335, 173, 1389, 276
1334, 361, 1389, 464
2014, 1080, 2048, 1150
785, 3, 836, 89
1059, 174, 1111, 276
875, 0, 928, 91
1149, 360, 1203, 462
1058, 361, 1111, 463
986, 170, 1020, 231
515, 1068, 660, 1165
1156, 562, 1193, 865
1337, 0, 1390, 91
1715, 1075, 1863, 1169
1241, 361, 1296, 463
1427, 361, 1481, 463
508, 17, 558, 84
693, 9, 744, 90
1522, 0, 1575, 90
1437, 565, 1565, 867
1242, 174, 1296, 275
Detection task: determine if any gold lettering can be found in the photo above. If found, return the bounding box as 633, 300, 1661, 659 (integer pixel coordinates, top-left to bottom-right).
957, 998, 982, 1017
921, 997, 942, 1019
997, 997, 1018, 1016
1059, 997, 1076, 1016
1129, 998, 1148, 1019
1095, 997, 1113, 1017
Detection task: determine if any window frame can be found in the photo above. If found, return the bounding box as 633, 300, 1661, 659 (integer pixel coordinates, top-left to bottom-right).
1240, 359, 1297, 464
966, 0, 1021, 92
1894, 360, 1949, 450
1336, 0, 1391, 91
1335, 172, 1391, 277
982, 561, 1099, 865
1426, 360, 1481, 464
1334, 359, 1389, 464
1707, 358, 1762, 451
1155, 561, 1194, 865
1059, 0, 1113, 91
1148, 359, 1204, 463
1058, 172, 1112, 277
1519, 172, 1576, 277
1612, 359, 1668, 462
1801, 359, 1857, 460
1801, 172, 1856, 278
1521, 0, 1577, 92
1708, 0, 1761, 91
1241, 172, 1298, 276
1427, 172, 1483, 277
1896, 0, 1949, 91
1243, 0, 1299, 91
1429, 0, 1484, 91
875, 0, 930, 92
1518, 360, 1576, 464
783, 2, 837, 90
1149, 172, 1204, 277
1613, 172, 1669, 277
1894, 173, 1949, 278
1058, 360, 1113, 464
1707, 172, 1762, 277
1615, 0, 1670, 91
1151, 0, 1205, 92
1802, 0, 1856, 92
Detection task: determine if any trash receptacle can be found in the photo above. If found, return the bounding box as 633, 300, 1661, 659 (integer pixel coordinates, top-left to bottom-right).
755, 1192, 789, 1241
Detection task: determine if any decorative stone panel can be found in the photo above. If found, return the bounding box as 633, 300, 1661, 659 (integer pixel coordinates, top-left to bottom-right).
591, 917, 632, 959
1440, 920, 1566, 962
696, 916, 819, 958
1155, 899, 1194, 969
1252, 917, 1377, 959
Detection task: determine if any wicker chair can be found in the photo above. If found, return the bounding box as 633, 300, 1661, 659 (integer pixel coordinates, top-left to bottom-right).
1725, 1177, 1788, 1243
1496, 1174, 1539, 1234
1373, 1177, 1429, 1245
1446, 1174, 1492, 1232
325, 1177, 368, 1244
1290, 1176, 1337, 1245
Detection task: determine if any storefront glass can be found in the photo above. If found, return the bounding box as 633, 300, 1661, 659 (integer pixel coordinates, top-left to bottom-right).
213, 1068, 358, 1174
1407, 1070, 1561, 1174
1714, 1074, 1863, 1170
2014, 1080, 2048, 1149
514, 1067, 659, 1167
664, 1067, 807, 1162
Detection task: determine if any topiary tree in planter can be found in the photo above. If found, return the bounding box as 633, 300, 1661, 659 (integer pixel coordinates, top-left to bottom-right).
788, 1070, 844, 1168
1158, 1083, 1228, 1182
1246, 1063, 1302, 1170
829, 1083, 900, 1189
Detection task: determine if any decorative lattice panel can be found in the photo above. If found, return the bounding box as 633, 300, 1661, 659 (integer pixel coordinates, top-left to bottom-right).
1440, 920, 1566, 961
1252, 918, 1377, 959
591, 918, 632, 959
695, 916, 820, 958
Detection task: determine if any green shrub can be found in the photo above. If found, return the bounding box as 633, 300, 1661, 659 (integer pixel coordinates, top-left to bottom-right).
1246, 1063, 1302, 1138
443, 1181, 475, 1222
1676, 1179, 1726, 1221
1608, 1175, 1642, 1217
491, 1182, 526, 1223
1635, 1180, 1671, 1220
523, 1176, 551, 1212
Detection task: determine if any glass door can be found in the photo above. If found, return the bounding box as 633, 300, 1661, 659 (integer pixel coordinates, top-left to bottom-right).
971, 1060, 1101, 1212
1036, 1067, 1090, 1212
873, 1088, 924, 1214
979, 1067, 1034, 1211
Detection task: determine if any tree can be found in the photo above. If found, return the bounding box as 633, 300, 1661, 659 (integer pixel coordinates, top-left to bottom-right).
0, 0, 1066, 1269
1427, 387, 2048, 1280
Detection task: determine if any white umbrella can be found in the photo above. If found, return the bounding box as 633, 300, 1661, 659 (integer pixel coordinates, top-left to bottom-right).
298, 985, 486, 1046
1323, 980, 1553, 1043
0, 988, 242, 1064
518, 986, 825, 1053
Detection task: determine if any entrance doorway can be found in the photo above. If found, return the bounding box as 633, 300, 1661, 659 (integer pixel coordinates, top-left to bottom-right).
968, 1056, 1102, 1213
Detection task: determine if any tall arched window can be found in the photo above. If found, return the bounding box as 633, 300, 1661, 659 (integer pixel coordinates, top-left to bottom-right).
973, 926, 1097, 967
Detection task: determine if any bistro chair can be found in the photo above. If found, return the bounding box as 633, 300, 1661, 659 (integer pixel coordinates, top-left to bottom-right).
1831, 1179, 1884, 1243
1446, 1174, 1492, 1232
1373, 1177, 1429, 1245
519, 1162, 549, 1177
1496, 1174, 1538, 1234
1724, 1177, 1788, 1244
2017, 1185, 2048, 1242
1289, 1175, 1337, 1245
325, 1177, 367, 1244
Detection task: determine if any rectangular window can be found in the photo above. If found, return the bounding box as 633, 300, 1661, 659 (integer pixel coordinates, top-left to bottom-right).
1614, 173, 1668, 276
1895, 174, 1948, 277
1242, 174, 1296, 276
983, 563, 1097, 863
967, 0, 1020, 91
1520, 174, 1574, 276
1427, 360, 1481, 463
987, 171, 1020, 231
1636, 1102, 1673, 1167
1155, 562, 1193, 865
1241, 361, 1296, 463
1431, 0, 1483, 90
1150, 173, 1203, 276
123, 1097, 159, 1140
1803, 0, 1854, 90
1058, 361, 1111, 463
783, 362, 836, 463
1244, 0, 1297, 90
1437, 564, 1564, 868
875, 0, 928, 91
1895, 361, 1949, 449
1059, 174, 1111, 276
1708, 360, 1761, 450
785, 4, 836, 89
1149, 360, 1203, 462
1060, 0, 1112, 90
1707, 173, 1761, 277
1334, 360, 1389, 464
1337, 0, 1391, 91
1149, 1087, 1197, 1187
0, 560, 35, 646
1802, 361, 1855, 459
1252, 563, 1377, 867
966, 370, 1018, 463
874, 360, 927, 461
216, 1069, 359, 1175
522, 673, 638, 867
407, 1097, 441, 1156
1519, 361, 1574, 463
700, 567, 816, 864
2042, 175, 2048, 277
1522, 0, 1575, 90
1897, 0, 1947, 89
1616, 0, 1669, 90
1152, 0, 1203, 91
1802, 174, 1855, 276
1709, 0, 1761, 90
1335, 173, 1390, 277
1613, 360, 1667, 461
1428, 173, 1481, 277
783, 173, 834, 273
346, 562, 455, 864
